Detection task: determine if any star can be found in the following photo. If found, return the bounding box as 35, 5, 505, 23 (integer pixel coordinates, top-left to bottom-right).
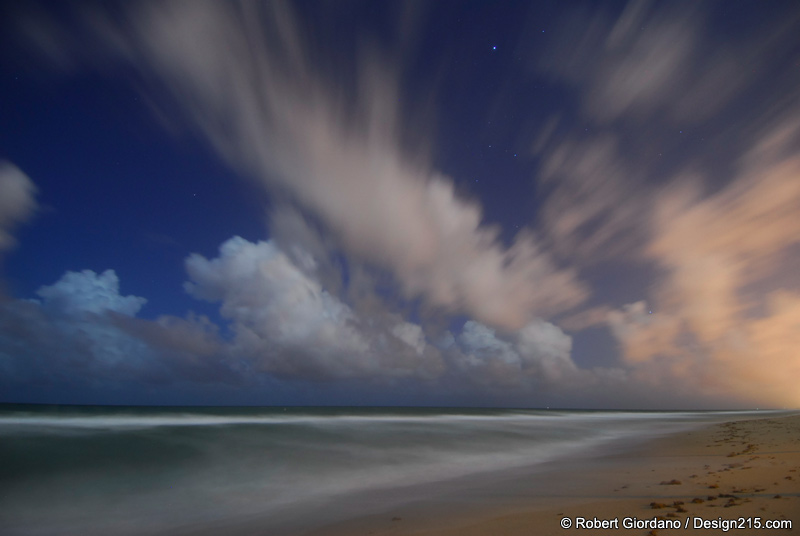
492, 46, 496, 50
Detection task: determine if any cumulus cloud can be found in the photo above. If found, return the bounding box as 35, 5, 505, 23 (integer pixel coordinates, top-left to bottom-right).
0, 270, 155, 384
448, 318, 578, 389
184, 237, 368, 374
2, 234, 611, 406
1, 237, 587, 400
184, 236, 443, 381
13, 1, 587, 330
7, 1, 800, 407
35, 269, 146, 317
0, 267, 256, 397
0, 162, 38, 252
0, 233, 733, 407
391, 322, 426, 356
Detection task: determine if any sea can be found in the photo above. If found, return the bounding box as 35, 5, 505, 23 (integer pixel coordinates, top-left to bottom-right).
0, 405, 784, 535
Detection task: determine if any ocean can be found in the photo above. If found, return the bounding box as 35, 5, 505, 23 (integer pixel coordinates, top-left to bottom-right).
0, 405, 780, 535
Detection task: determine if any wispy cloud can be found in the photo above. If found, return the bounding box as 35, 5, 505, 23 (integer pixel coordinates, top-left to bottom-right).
6, 1, 800, 407
13, 1, 587, 330
533, 0, 800, 407
611, 115, 800, 407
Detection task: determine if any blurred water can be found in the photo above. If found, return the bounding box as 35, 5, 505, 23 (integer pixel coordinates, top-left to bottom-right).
0, 405, 779, 535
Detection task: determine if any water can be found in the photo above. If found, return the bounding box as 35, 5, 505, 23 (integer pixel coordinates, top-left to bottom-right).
0, 405, 781, 535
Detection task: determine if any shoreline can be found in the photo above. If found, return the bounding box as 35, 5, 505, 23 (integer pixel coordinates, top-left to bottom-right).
302, 413, 800, 536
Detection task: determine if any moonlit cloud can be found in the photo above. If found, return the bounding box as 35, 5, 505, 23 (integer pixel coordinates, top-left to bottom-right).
0, 236, 603, 403
184, 236, 443, 381
36, 269, 147, 317
15, 0, 587, 330
447, 318, 578, 389
4, 1, 800, 408
0, 270, 156, 385
0, 162, 38, 252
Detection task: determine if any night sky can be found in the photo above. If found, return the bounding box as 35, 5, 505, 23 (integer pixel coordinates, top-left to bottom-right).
1, 1, 799, 408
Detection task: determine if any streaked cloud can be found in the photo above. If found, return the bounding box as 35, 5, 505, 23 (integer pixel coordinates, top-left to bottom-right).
13, 0, 588, 330
537, 1, 799, 125
4, 0, 799, 408
532, 1, 800, 407
610, 115, 800, 407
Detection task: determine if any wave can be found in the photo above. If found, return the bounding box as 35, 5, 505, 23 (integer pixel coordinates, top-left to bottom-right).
0, 407, 788, 535
0, 407, 769, 430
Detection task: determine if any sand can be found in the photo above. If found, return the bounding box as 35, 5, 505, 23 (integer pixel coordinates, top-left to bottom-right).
303, 413, 800, 536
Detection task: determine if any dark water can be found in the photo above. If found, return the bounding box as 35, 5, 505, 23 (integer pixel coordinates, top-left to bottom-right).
0, 405, 782, 535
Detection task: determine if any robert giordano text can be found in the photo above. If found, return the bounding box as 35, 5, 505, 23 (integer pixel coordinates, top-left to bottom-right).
560, 515, 792, 531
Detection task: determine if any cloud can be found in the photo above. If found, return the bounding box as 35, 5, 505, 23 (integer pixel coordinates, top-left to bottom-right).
35, 269, 147, 317
0, 162, 38, 252
391, 322, 426, 356
536, 133, 650, 263
8, 1, 800, 408
516, 321, 576, 380
537, 2, 695, 123
531, 2, 800, 268
184, 236, 368, 373
607, 301, 680, 364
184, 236, 443, 381
0, 270, 155, 385
607, 113, 800, 407
0, 267, 254, 396
0, 233, 741, 408
13, 1, 587, 330
529, 1, 800, 407
1, 236, 585, 400
448, 318, 578, 389
536, 1, 799, 125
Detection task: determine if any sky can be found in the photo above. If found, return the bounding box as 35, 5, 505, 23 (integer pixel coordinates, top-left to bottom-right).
1, 0, 799, 409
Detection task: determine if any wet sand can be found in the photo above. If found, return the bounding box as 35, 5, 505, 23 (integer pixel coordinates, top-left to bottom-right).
303, 413, 800, 536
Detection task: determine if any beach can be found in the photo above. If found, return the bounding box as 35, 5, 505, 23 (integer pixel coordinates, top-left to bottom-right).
1, 407, 798, 535
6, 2, 800, 534
305, 413, 800, 536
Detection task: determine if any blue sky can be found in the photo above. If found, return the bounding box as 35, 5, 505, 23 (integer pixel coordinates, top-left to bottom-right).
1, 0, 799, 408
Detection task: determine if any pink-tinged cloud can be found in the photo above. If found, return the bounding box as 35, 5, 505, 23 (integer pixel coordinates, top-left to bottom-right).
610, 116, 800, 408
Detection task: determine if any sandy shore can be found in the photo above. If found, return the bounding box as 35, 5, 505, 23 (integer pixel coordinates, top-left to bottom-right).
304, 413, 800, 536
